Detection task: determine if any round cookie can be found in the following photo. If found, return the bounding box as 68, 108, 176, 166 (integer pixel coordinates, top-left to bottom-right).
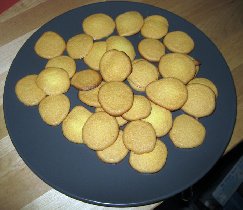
97, 131, 129, 164
66, 34, 93, 59
15, 75, 46, 106
141, 15, 169, 39
71, 69, 102, 90
83, 13, 115, 40
163, 31, 194, 54
82, 112, 119, 151
106, 36, 136, 61
182, 83, 216, 118
146, 78, 188, 111
45, 55, 76, 78
169, 114, 206, 148
138, 38, 165, 62
38, 94, 70, 126
100, 50, 132, 82
115, 11, 144, 36
159, 53, 196, 84
128, 60, 159, 92
143, 102, 172, 137
129, 140, 167, 173
34, 31, 65, 59
36, 67, 70, 95
98, 82, 133, 116
62, 106, 92, 144
122, 95, 152, 121
83, 41, 107, 70
123, 120, 156, 154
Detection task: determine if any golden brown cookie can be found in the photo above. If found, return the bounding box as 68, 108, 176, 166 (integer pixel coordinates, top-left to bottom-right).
129, 140, 167, 173
159, 53, 196, 84
138, 38, 165, 62
82, 112, 119, 150
100, 50, 132, 82
146, 78, 188, 111
143, 102, 172, 137
122, 95, 151, 121
106, 36, 136, 61
62, 106, 92, 144
45, 55, 76, 78
97, 131, 129, 163
115, 11, 144, 36
83, 13, 115, 40
123, 120, 156, 154
15, 75, 46, 106
169, 114, 206, 148
98, 82, 133, 116
38, 94, 70, 126
34, 31, 66, 59
182, 83, 216, 118
71, 69, 102, 90
66, 34, 93, 59
163, 31, 194, 54
36, 67, 70, 95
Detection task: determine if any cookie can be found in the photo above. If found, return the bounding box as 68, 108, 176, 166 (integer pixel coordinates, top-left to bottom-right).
71, 69, 102, 90
62, 106, 92, 144
123, 120, 156, 154
100, 50, 132, 82
182, 83, 216, 118
34, 31, 65, 59
45, 55, 76, 78
187, 55, 200, 75
15, 75, 46, 106
36, 67, 70, 95
159, 53, 196, 84
143, 102, 172, 137
129, 140, 167, 173
127, 59, 159, 92
115, 11, 144, 36
138, 38, 165, 62
82, 112, 119, 150
146, 78, 188, 111
106, 36, 136, 61
97, 131, 128, 163
122, 95, 152, 121
163, 31, 194, 54
98, 81, 133, 116
83, 13, 115, 40
38, 94, 70, 126
141, 15, 169, 39
66, 34, 93, 59
83, 41, 107, 70
169, 114, 206, 148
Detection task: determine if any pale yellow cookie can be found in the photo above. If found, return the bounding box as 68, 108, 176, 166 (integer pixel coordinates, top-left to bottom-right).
83, 13, 115, 40
45, 55, 76, 78
36, 67, 70, 95
146, 78, 188, 111
138, 38, 165, 62
143, 102, 172, 137
129, 140, 167, 173
62, 106, 92, 144
100, 50, 132, 82
115, 11, 144, 36
82, 112, 119, 150
39, 94, 70, 126
123, 120, 156, 154
97, 131, 129, 163
66, 34, 93, 59
169, 114, 206, 148
34, 31, 65, 59
15, 75, 46, 106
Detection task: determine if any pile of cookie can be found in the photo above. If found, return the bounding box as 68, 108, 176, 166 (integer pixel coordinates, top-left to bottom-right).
15, 11, 218, 173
